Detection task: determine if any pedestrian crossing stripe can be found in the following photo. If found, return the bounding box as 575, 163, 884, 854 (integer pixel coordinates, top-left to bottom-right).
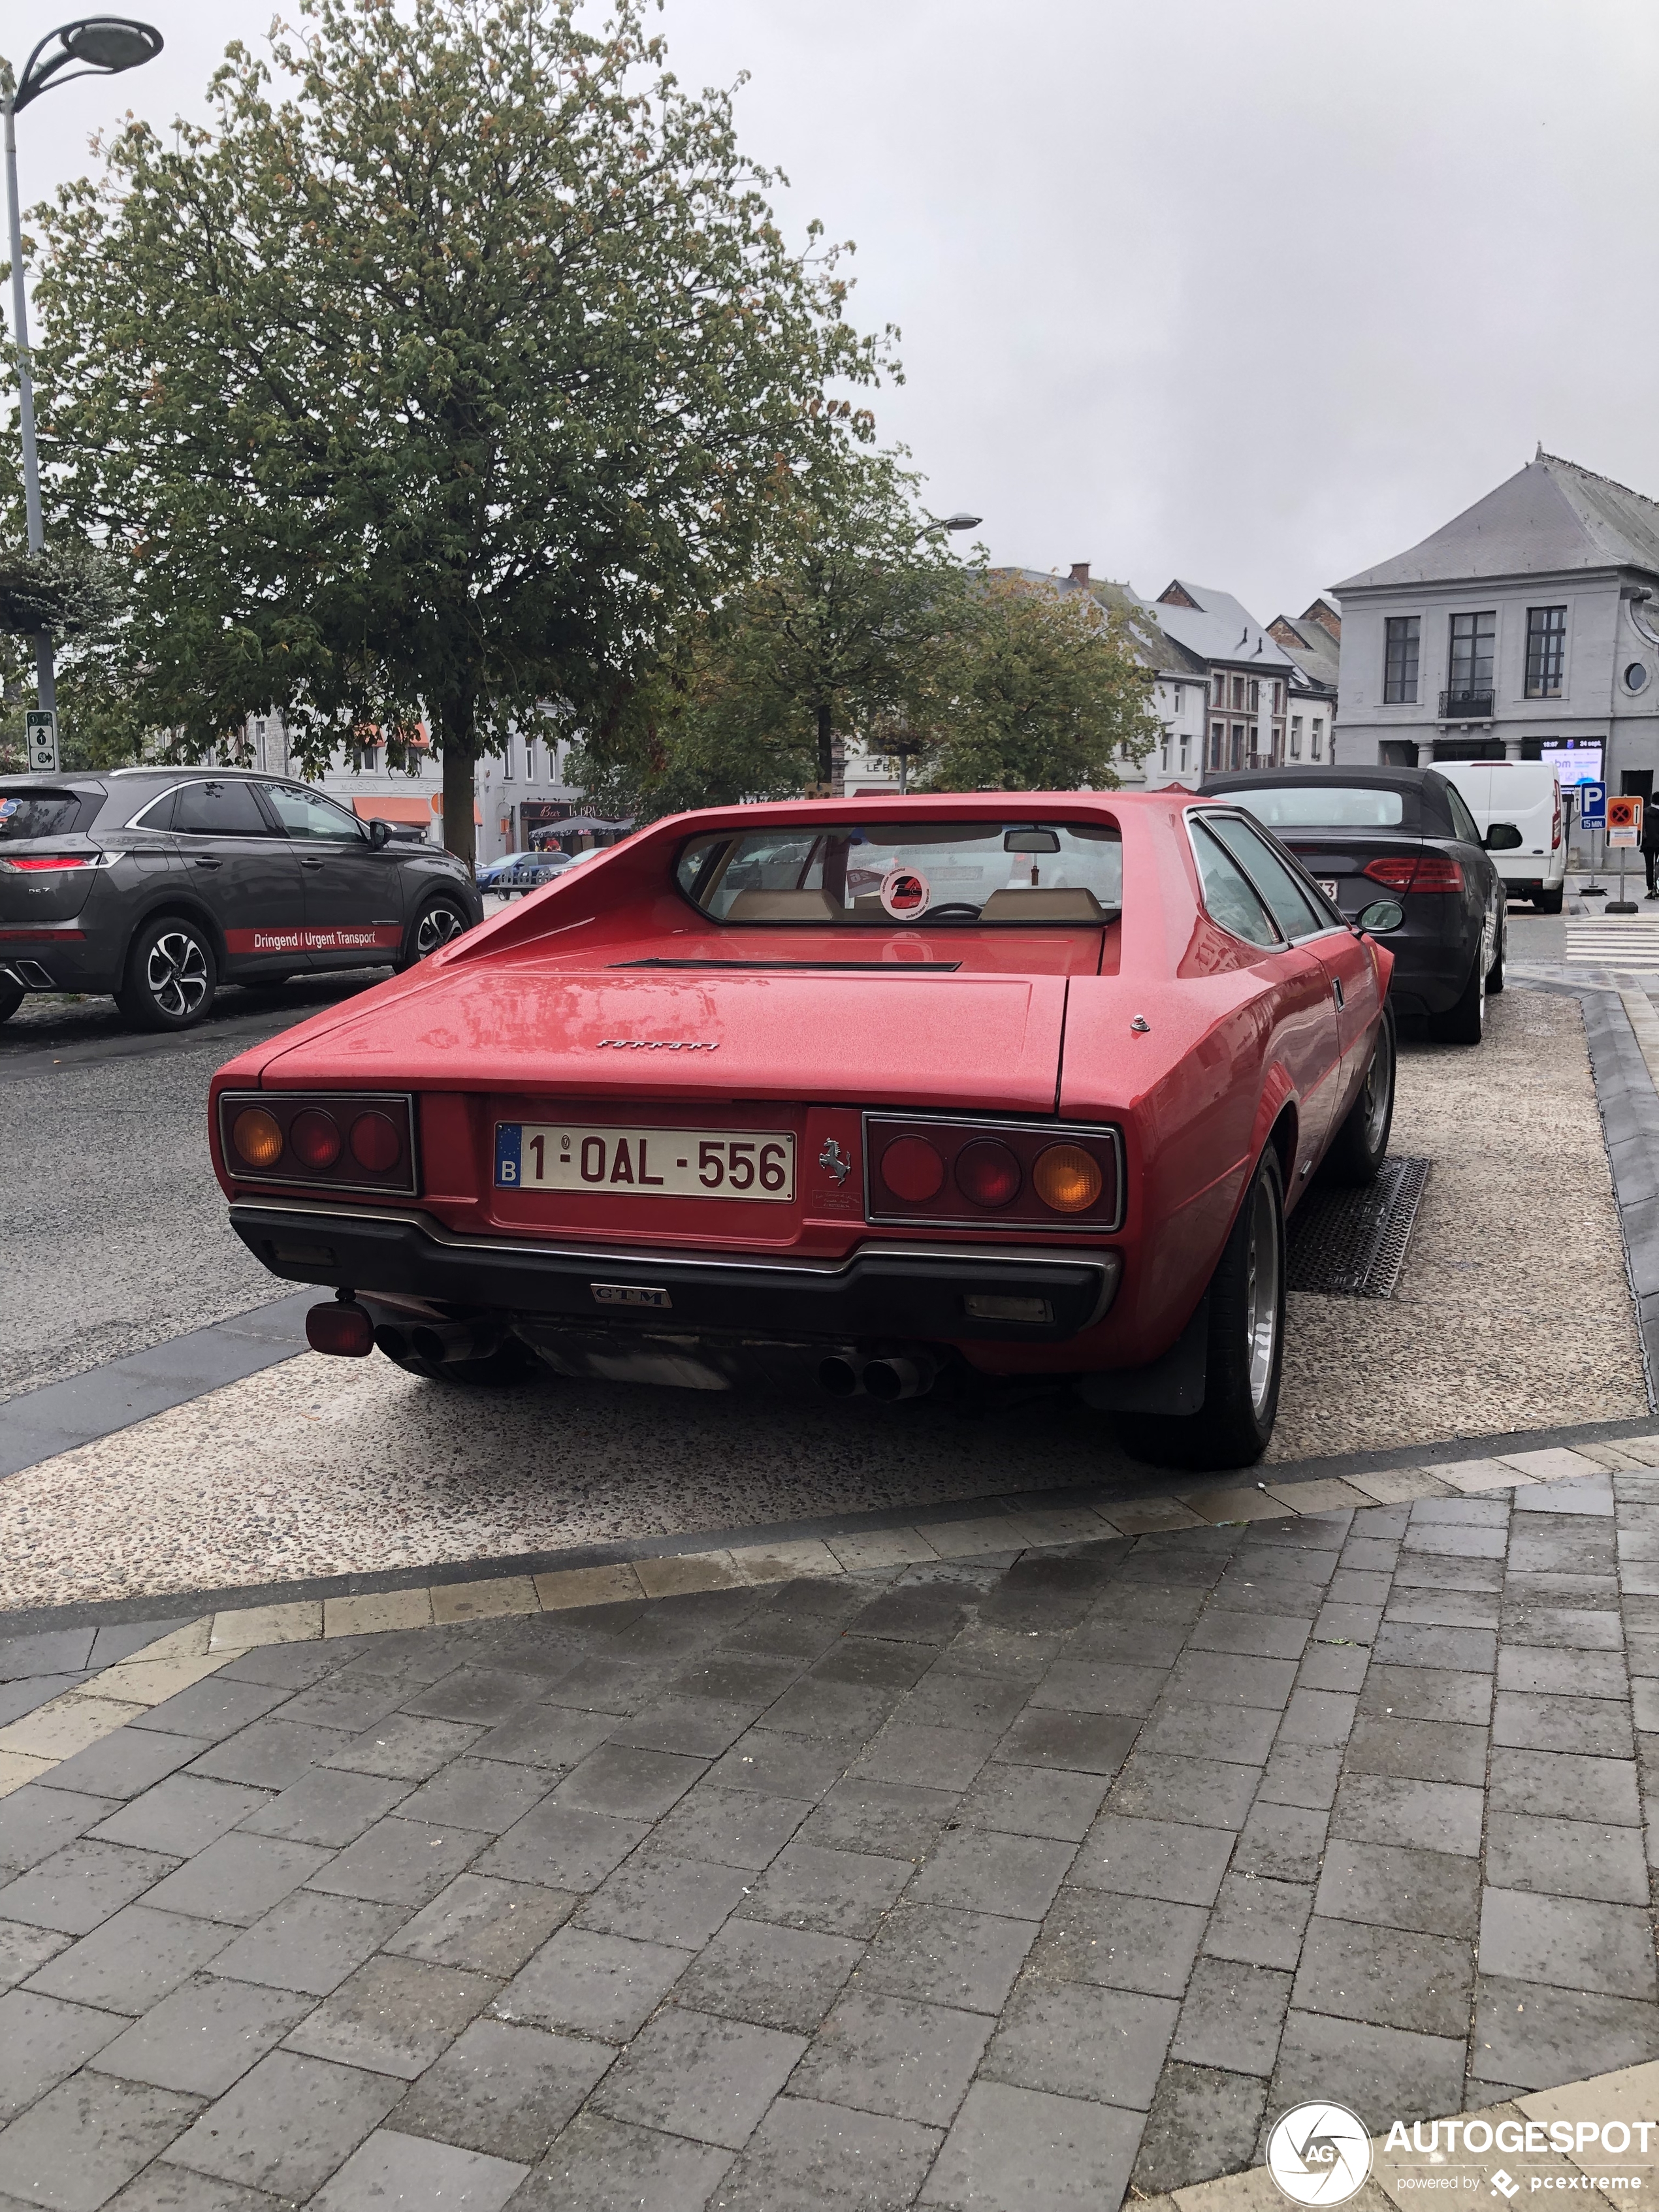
1565, 918, 1659, 969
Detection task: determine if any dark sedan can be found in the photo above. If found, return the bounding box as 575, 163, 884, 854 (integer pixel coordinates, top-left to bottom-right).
0, 767, 482, 1031
1202, 765, 1504, 1043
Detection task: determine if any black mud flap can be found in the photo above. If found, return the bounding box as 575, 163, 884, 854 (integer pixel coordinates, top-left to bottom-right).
1071, 1294, 1208, 1417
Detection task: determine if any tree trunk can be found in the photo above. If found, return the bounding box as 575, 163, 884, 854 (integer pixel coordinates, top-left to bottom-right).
815, 701, 833, 793
438, 694, 478, 869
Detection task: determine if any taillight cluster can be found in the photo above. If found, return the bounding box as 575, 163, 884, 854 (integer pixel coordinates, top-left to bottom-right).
1363, 854, 1464, 895
866, 1115, 1121, 1230
219, 1091, 416, 1194
0, 854, 97, 872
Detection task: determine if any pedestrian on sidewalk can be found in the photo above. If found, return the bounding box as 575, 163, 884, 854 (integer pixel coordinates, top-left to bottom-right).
1643, 799, 1659, 899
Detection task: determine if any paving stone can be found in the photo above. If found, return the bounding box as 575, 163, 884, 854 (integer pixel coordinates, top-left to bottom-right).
0, 1842, 179, 1936
0, 1631, 96, 1683
86, 1778, 272, 1862
186, 1720, 355, 1792
1402, 1522, 1509, 1562
0, 2074, 202, 2212
1164, 1650, 1298, 1712
129, 1682, 293, 1746
308, 2127, 526, 2211
142, 1834, 332, 1927
88, 1976, 315, 2098
674, 1917, 862, 2033
849, 1723, 998, 1793
1471, 1972, 1659, 2091
1065, 1617, 1189, 1667
1029, 1885, 1208, 2000
516, 2109, 733, 2212
1271, 2008, 1467, 2124
739, 1842, 910, 1938
1313, 1838, 1481, 1938
0, 1986, 127, 2119
605, 1694, 758, 1760
980, 1977, 1176, 2110
846, 1584, 980, 1646
1257, 1744, 1343, 1812
1488, 1748, 1643, 1825
1293, 1914, 1472, 2036
704, 1730, 850, 1802
1385, 1586, 1501, 1629
755, 1676, 895, 1747
305, 1816, 483, 1906
1372, 1623, 1498, 1671
176, 1870, 386, 1999
213, 1642, 351, 1690
1391, 1555, 1505, 1594
551, 1744, 707, 1823
322, 1712, 489, 1780
1479, 1887, 1658, 1999
713, 2095, 935, 2212
389, 2016, 613, 2166
1330, 1773, 1485, 1857
383, 1873, 577, 1976
163, 2049, 402, 2197
858, 1901, 1038, 2014
1169, 1954, 1292, 2076
473, 1800, 650, 1893
1496, 1646, 1632, 1699
1201, 1875, 1314, 1970
1069, 1814, 1232, 1908
1504, 1607, 1624, 1652
1232, 1801, 1327, 1883
1104, 1751, 1259, 1831
281, 1952, 497, 2079
1276, 1688, 1360, 1750
1130, 2060, 1267, 2194
799, 1778, 957, 1863
1185, 1610, 1312, 1661
235, 1768, 411, 1848
922, 2077, 1142, 2209
578, 1850, 750, 1951
1298, 1641, 1372, 1692
910, 1826, 1076, 1919
652, 1784, 814, 1870
1344, 1716, 1489, 1786
0, 1787, 121, 1878
102, 2165, 285, 2212
24, 1904, 237, 2016
1361, 1664, 1493, 1725
591, 2004, 805, 2149
1139, 1701, 1280, 1767
0, 1676, 99, 1731
1026, 1660, 1168, 1720
791, 1988, 991, 2124
495, 1925, 688, 2041
0, 1919, 71, 1993
1492, 1691, 1634, 1757
1484, 1812, 1651, 1904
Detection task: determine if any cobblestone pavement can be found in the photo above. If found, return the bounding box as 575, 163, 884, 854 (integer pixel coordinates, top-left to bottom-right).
3, 1461, 1659, 2209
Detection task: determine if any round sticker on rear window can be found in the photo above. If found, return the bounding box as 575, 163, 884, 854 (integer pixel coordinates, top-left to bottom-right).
880, 867, 931, 920
0, 799, 16, 818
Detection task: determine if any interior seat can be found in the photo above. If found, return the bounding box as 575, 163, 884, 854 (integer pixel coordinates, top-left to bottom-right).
977, 887, 1109, 923
724, 888, 843, 922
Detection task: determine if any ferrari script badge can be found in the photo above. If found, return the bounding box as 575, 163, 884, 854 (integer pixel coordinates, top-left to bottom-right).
818, 1138, 852, 1185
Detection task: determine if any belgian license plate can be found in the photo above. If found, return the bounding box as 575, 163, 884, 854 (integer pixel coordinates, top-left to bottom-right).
495, 1123, 795, 1201
1317, 879, 1339, 902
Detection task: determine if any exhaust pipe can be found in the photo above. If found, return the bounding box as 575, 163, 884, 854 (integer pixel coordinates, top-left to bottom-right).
818, 1355, 862, 1397
862, 1354, 937, 1403
409, 1320, 504, 1368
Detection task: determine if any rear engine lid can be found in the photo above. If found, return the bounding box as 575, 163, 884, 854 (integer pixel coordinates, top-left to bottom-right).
263, 961, 1071, 1112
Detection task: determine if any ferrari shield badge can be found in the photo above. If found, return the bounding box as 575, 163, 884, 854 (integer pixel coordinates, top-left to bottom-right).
879, 866, 930, 920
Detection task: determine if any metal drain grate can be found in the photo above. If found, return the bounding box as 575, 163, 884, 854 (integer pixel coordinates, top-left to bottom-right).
1286, 1155, 1430, 1299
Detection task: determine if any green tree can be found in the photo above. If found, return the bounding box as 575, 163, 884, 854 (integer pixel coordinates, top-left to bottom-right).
915, 571, 1160, 792
27, 0, 888, 861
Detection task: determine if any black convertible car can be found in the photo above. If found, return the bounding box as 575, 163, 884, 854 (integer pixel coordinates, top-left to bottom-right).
0, 767, 481, 1031
1203, 765, 1504, 1043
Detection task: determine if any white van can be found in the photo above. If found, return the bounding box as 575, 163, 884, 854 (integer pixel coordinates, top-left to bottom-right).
1436, 760, 1565, 912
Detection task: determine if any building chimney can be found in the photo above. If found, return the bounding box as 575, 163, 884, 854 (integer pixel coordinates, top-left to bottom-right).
1070, 562, 1090, 587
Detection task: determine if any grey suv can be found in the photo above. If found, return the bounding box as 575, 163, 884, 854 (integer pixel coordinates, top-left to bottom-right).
0, 767, 483, 1031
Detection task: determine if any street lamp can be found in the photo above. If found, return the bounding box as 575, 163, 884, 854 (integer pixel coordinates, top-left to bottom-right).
5, 16, 163, 722
942, 513, 982, 532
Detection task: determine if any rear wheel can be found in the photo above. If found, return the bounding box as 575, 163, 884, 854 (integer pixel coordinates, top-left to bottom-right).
1322, 1005, 1395, 1186
1428, 946, 1487, 1045
1486, 919, 1505, 994
114, 916, 217, 1031
1116, 1146, 1286, 1472
1534, 886, 1564, 914
397, 895, 472, 971
0, 977, 22, 1025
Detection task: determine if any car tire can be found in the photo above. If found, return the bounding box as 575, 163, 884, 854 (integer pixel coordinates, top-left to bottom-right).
1322, 1004, 1395, 1187
113, 916, 217, 1032
1486, 922, 1504, 995
0, 976, 22, 1025
397, 895, 472, 971
1534, 886, 1564, 914
1428, 946, 1487, 1046
1115, 1146, 1286, 1473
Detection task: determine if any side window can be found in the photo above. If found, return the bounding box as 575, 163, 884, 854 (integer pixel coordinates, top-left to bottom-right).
1207, 815, 1332, 938
1191, 822, 1282, 950
1443, 784, 1483, 848
266, 784, 366, 843
172, 780, 272, 837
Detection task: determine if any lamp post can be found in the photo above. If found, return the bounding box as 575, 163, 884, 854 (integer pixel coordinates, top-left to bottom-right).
5, 16, 162, 724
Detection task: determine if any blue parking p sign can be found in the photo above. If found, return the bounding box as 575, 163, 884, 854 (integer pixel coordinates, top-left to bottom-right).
1580, 780, 1607, 825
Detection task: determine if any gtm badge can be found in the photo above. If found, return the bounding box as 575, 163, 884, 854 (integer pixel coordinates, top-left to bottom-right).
592, 1284, 672, 1309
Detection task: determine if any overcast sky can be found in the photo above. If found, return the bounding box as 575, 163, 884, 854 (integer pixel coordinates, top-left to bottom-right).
8, 0, 1658, 620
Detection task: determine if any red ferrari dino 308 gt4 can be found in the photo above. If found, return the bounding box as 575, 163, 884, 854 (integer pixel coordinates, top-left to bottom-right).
209, 790, 1396, 1469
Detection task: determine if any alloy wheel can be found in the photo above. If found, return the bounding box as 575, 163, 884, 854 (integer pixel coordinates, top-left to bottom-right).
145, 931, 210, 1019
1361, 1022, 1393, 1153
1244, 1174, 1281, 1419
414, 903, 467, 958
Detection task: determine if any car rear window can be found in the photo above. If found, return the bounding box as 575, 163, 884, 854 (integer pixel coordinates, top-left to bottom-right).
676, 822, 1123, 926
1232, 786, 1407, 829
0, 790, 91, 841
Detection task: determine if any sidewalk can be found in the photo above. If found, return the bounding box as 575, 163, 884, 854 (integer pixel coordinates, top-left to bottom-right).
1, 1446, 1657, 2210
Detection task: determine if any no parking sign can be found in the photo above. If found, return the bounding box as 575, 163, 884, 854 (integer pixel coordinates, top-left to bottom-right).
1609, 795, 1643, 846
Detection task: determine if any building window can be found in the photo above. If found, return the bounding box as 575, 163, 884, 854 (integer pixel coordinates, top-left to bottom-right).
1384, 615, 1420, 703
1231, 723, 1246, 769
1160, 738, 1170, 772
1210, 722, 1225, 769
1448, 610, 1496, 696
1180, 736, 1190, 771
1525, 606, 1566, 697
1170, 683, 1182, 711
1272, 681, 1285, 715
1232, 676, 1246, 711
1248, 724, 1261, 767
1311, 718, 1325, 760
502, 737, 515, 781
1247, 679, 1260, 714
1212, 677, 1226, 711
1271, 720, 1285, 764
1290, 715, 1303, 759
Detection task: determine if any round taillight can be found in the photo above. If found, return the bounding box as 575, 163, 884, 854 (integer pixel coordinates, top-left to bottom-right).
881, 1135, 944, 1203
954, 1138, 1022, 1209
1033, 1142, 1104, 1215
231, 1108, 283, 1170
350, 1112, 402, 1172
290, 1108, 342, 1170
